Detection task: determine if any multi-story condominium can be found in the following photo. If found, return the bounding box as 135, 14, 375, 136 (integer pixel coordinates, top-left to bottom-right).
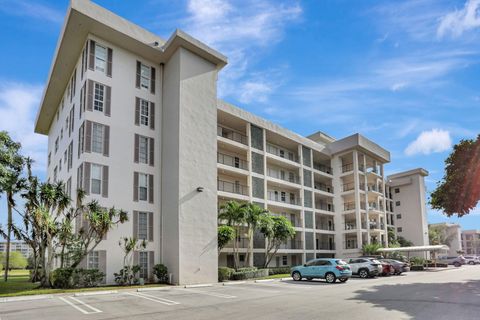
429, 222, 462, 256
0, 241, 33, 258
461, 230, 480, 255
386, 169, 430, 247
35, 0, 429, 284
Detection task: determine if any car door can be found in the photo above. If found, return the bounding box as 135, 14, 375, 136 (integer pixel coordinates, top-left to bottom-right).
349, 259, 359, 274
302, 260, 316, 276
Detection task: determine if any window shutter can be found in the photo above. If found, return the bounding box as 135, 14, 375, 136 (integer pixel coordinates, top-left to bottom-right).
148, 251, 154, 282
150, 67, 156, 94
88, 40, 96, 70
75, 213, 82, 234
85, 120, 92, 153
102, 165, 108, 198
84, 162, 91, 195
77, 124, 82, 158
133, 172, 139, 202
103, 125, 110, 157
148, 212, 153, 242
149, 137, 154, 166
77, 164, 83, 191
148, 174, 154, 204
98, 250, 107, 284
105, 85, 111, 116
134, 134, 139, 163
135, 97, 140, 126
133, 251, 139, 266
82, 85, 87, 113
79, 84, 83, 119
150, 102, 155, 130
78, 257, 87, 269
87, 80, 93, 111
136, 61, 141, 88
107, 48, 113, 77
70, 105, 75, 134
132, 211, 138, 239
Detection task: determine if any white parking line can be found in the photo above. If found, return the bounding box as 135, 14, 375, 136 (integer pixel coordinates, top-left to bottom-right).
59, 297, 102, 314
183, 288, 236, 299
124, 292, 180, 305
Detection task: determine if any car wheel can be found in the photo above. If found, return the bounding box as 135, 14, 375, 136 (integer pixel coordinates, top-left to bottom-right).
306, 277, 313, 281
397, 272, 402, 276
358, 269, 369, 279
339, 278, 348, 283
469, 261, 475, 265
325, 272, 336, 284
454, 262, 461, 267
292, 271, 302, 281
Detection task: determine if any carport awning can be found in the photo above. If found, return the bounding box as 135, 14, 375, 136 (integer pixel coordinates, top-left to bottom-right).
377, 245, 449, 252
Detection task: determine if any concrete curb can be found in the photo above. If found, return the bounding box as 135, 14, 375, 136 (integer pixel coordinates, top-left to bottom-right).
254, 279, 275, 283
137, 287, 171, 292
184, 284, 213, 288
73, 290, 118, 297
222, 281, 246, 286
0, 295, 53, 303
280, 277, 293, 281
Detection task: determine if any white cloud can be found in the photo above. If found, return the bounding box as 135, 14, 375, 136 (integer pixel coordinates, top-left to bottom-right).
437, 0, 480, 38
405, 129, 452, 156
0, 0, 63, 24
0, 82, 47, 172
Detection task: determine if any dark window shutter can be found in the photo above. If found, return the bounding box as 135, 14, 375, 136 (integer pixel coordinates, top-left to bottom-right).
82, 85, 87, 113
75, 213, 82, 234
70, 105, 75, 134
150, 102, 155, 130
105, 85, 111, 116
148, 251, 154, 282
79, 84, 83, 119
133, 251, 139, 266
136, 61, 141, 88
135, 97, 140, 126
89, 40, 96, 70
148, 174, 154, 204
148, 212, 153, 242
102, 165, 108, 198
150, 67, 156, 94
85, 120, 92, 153
78, 257, 87, 269
149, 138, 154, 166
133, 172, 139, 202
98, 251, 107, 284
78, 123, 83, 158
132, 211, 138, 239
134, 134, 139, 163
84, 162, 91, 195
87, 80, 93, 111
107, 48, 112, 77
103, 125, 110, 157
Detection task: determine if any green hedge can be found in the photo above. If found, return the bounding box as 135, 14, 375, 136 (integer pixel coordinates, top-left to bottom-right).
231, 268, 269, 280
52, 268, 105, 288
268, 267, 291, 275
236, 267, 258, 273
218, 267, 235, 282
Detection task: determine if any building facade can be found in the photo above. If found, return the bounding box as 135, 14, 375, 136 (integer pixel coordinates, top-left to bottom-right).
0, 241, 33, 258
462, 230, 480, 255
429, 222, 463, 256
35, 0, 430, 284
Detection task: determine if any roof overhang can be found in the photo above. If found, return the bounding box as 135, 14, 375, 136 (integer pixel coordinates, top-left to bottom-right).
327, 133, 390, 163
34, 0, 227, 135
387, 168, 429, 180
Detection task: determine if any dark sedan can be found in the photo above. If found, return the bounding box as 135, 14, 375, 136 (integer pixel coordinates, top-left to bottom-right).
380, 259, 410, 275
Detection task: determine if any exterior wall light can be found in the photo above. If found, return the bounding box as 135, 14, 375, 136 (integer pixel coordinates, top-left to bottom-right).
197, 187, 204, 192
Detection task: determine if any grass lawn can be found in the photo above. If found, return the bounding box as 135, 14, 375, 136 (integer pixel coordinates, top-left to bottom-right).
255, 273, 291, 280
0, 269, 167, 298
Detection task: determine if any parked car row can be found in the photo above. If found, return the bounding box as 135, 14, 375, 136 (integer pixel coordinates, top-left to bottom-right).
437, 255, 480, 266
290, 257, 411, 283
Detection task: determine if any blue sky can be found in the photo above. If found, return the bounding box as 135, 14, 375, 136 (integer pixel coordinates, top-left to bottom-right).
0, 0, 479, 230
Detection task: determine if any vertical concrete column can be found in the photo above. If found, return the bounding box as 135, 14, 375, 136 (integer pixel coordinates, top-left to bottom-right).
352, 150, 362, 249
363, 154, 370, 245
381, 163, 388, 246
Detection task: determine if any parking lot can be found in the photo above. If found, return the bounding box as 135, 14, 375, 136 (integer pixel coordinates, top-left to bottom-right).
2, 266, 480, 320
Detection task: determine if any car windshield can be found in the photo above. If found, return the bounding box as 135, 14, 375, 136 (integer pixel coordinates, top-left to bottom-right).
372, 259, 381, 264
336, 260, 348, 265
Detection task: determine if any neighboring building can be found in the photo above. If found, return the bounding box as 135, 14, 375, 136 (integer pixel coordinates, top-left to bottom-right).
429, 222, 463, 256
0, 241, 33, 258
386, 169, 430, 247
462, 230, 480, 255
35, 0, 429, 284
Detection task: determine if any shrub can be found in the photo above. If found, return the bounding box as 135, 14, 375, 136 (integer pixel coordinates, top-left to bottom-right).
236, 267, 257, 272
114, 265, 140, 286
72, 269, 105, 287
410, 257, 425, 266
0, 263, 3, 270
268, 267, 291, 275
231, 268, 269, 280
153, 264, 169, 283
218, 267, 234, 281
52, 268, 74, 288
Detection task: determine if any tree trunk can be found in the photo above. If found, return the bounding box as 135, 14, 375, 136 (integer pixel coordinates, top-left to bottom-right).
4, 198, 12, 281
247, 228, 254, 267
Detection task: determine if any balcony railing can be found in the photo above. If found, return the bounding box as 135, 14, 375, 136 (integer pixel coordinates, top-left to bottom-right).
218, 180, 248, 196
217, 152, 248, 170
268, 172, 301, 184
315, 202, 335, 212
368, 184, 383, 193
343, 201, 366, 211
278, 240, 303, 250
341, 163, 353, 173
342, 182, 354, 192
313, 163, 332, 175
217, 125, 248, 145
345, 222, 367, 230
225, 237, 249, 249
343, 241, 358, 250
267, 192, 301, 206
317, 241, 336, 250
266, 144, 299, 162
316, 222, 335, 231
314, 183, 334, 193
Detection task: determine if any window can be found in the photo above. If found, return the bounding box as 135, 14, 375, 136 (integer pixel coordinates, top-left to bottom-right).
139, 252, 148, 279
239, 254, 245, 262
139, 173, 148, 201
53, 166, 58, 182
138, 212, 148, 240
95, 43, 107, 73
139, 136, 149, 164
92, 123, 104, 154
395, 201, 401, 206
397, 227, 403, 232
60, 128, 63, 140
140, 64, 151, 90
140, 99, 149, 126
87, 251, 99, 269
91, 164, 103, 195
395, 188, 400, 193
55, 137, 59, 153
396, 214, 402, 219
282, 256, 288, 266
66, 178, 72, 198
68, 142, 73, 171
94, 83, 105, 112
78, 125, 84, 156
59, 159, 62, 172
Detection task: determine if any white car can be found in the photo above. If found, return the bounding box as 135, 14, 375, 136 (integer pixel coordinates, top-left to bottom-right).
348, 258, 383, 278
464, 256, 480, 265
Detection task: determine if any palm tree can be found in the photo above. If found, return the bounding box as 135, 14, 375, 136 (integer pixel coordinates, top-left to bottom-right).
218, 201, 246, 269
243, 203, 268, 267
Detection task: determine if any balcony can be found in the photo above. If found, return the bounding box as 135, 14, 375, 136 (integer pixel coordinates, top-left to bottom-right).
267, 192, 301, 206
224, 237, 249, 249
343, 241, 359, 250
343, 201, 366, 211
279, 240, 303, 250
316, 241, 336, 251
267, 171, 301, 185
368, 184, 383, 193
217, 152, 248, 170
342, 182, 354, 192
217, 125, 248, 145
313, 163, 332, 175
314, 183, 334, 193
316, 222, 335, 231
315, 202, 335, 212
266, 144, 299, 163
341, 163, 353, 173
368, 202, 384, 211
345, 221, 367, 230
218, 180, 248, 196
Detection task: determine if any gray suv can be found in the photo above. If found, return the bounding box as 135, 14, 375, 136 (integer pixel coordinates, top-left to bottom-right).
348, 258, 383, 278
437, 256, 466, 267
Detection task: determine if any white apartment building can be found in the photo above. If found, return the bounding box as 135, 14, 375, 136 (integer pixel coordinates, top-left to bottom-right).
386, 169, 430, 247
429, 222, 463, 256
0, 241, 33, 258
462, 230, 480, 255
35, 0, 429, 284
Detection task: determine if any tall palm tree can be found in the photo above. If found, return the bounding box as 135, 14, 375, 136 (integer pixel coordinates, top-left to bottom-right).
218, 201, 246, 269
244, 203, 268, 267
